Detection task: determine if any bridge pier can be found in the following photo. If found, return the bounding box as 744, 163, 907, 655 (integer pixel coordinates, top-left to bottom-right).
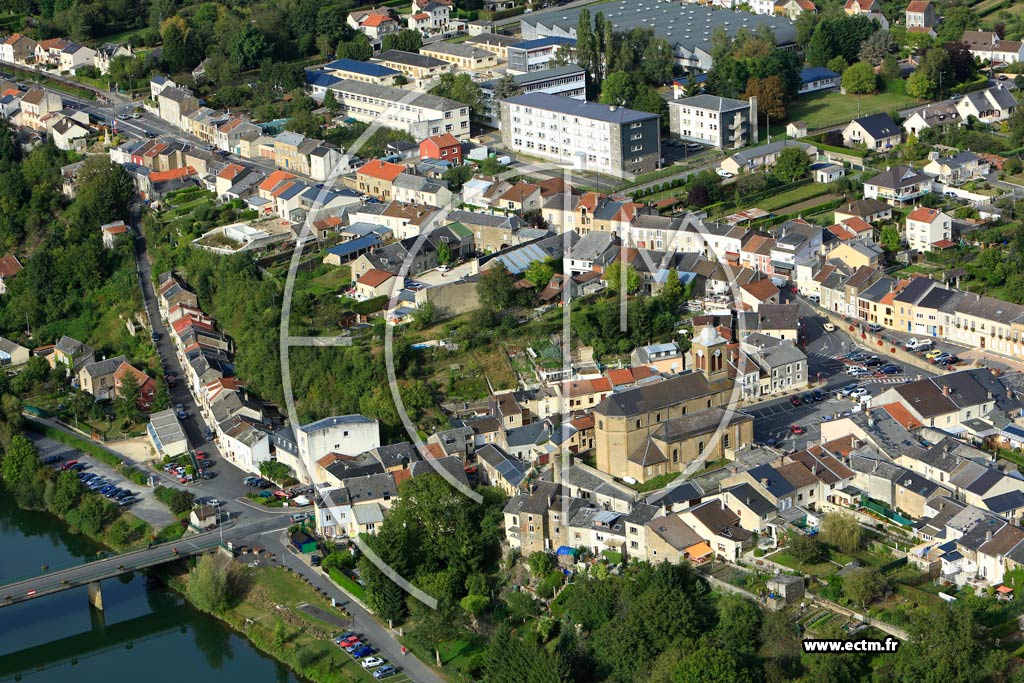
87, 581, 103, 611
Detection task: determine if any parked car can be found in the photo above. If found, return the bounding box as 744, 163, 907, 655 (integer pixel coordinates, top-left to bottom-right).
374, 665, 397, 679
802, 392, 815, 404
879, 365, 902, 375
352, 646, 375, 658
334, 632, 357, 644
849, 387, 870, 399
822, 322, 836, 332
863, 358, 884, 367
344, 642, 364, 653
789, 396, 802, 407
362, 657, 385, 669
151, 331, 160, 342
60, 459, 79, 470
925, 349, 945, 360
866, 323, 884, 333
812, 389, 825, 401
716, 168, 734, 178
839, 384, 859, 396
790, 424, 806, 435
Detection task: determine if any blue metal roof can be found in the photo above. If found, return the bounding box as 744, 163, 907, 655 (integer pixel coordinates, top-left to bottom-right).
672, 74, 708, 86
510, 36, 577, 51
323, 58, 400, 78
799, 66, 839, 84
326, 234, 381, 258
305, 70, 342, 88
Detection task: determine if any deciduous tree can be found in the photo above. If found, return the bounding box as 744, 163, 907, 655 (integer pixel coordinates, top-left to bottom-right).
842, 62, 877, 94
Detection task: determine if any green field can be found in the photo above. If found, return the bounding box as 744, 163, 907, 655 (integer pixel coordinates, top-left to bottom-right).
756, 184, 830, 212
789, 91, 921, 130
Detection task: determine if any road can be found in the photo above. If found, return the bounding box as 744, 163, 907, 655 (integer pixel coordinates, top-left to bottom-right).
264, 533, 443, 683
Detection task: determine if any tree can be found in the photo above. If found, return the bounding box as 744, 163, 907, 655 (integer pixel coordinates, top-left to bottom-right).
381, 29, 422, 53
936, 6, 978, 44
893, 603, 981, 683
822, 512, 863, 552
880, 54, 902, 80
161, 22, 196, 74
844, 567, 886, 608
229, 26, 270, 72
945, 41, 978, 85
906, 70, 937, 99
671, 639, 750, 683
788, 535, 824, 564
599, 70, 637, 106
525, 260, 554, 288
412, 301, 435, 328
880, 224, 902, 250
73, 495, 108, 536
187, 554, 248, 613
49, 469, 82, 515
323, 89, 340, 117
842, 62, 877, 94
115, 370, 142, 425
492, 73, 522, 100
919, 47, 954, 96
460, 593, 489, 619
660, 268, 685, 309
772, 146, 810, 182
442, 165, 473, 193
576, 8, 597, 93
430, 73, 484, 115
1010, 107, 1024, 146
743, 75, 786, 121
640, 38, 676, 86
436, 241, 452, 265
604, 261, 640, 294
336, 33, 373, 61
1, 434, 39, 489
826, 55, 848, 76
477, 265, 519, 311
527, 551, 555, 575
858, 30, 896, 65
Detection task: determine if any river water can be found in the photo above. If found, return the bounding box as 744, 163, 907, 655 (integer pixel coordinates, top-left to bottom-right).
0, 496, 302, 682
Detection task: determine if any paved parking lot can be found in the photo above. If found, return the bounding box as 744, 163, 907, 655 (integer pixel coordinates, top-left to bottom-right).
28, 433, 175, 528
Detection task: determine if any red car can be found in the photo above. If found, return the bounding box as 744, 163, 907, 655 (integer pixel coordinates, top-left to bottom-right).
60, 459, 79, 470
339, 636, 360, 648
790, 425, 806, 435
789, 396, 802, 407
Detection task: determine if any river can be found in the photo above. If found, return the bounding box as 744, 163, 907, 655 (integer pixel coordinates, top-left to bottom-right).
0, 496, 303, 682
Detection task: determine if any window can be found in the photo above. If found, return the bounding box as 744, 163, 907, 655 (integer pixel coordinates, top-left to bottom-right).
636, 419, 641, 429
672, 448, 679, 464
723, 433, 730, 449
630, 541, 639, 549
698, 440, 704, 455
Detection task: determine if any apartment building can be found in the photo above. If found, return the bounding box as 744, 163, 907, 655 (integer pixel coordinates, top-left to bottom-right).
372, 50, 452, 83
500, 92, 661, 174
506, 36, 576, 74
478, 64, 586, 126
668, 95, 757, 149
327, 79, 471, 140
420, 42, 498, 70
905, 206, 953, 252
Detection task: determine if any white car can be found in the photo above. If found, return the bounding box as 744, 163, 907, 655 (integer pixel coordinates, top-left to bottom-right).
848, 367, 871, 377
849, 387, 870, 399
716, 168, 734, 178
362, 656, 384, 669
437, 264, 450, 273
823, 322, 836, 332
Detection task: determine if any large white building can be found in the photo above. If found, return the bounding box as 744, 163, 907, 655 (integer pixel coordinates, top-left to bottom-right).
499, 92, 661, 174
275, 414, 381, 483
327, 79, 471, 140
668, 95, 758, 149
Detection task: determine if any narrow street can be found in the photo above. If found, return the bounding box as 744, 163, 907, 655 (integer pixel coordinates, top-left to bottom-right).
264, 533, 444, 683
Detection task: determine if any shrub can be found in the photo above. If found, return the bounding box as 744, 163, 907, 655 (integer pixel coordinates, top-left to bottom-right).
155, 485, 195, 514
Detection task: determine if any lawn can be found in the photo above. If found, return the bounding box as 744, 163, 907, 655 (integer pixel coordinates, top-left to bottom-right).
629, 472, 681, 493
756, 184, 830, 212
788, 91, 921, 130
770, 550, 839, 577
216, 567, 373, 683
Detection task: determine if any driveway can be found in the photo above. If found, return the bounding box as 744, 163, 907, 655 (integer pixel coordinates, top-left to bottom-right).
413, 262, 476, 287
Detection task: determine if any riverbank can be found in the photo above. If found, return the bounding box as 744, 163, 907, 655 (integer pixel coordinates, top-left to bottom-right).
164, 560, 376, 683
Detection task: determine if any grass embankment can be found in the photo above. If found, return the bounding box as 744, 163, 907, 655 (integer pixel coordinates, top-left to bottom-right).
788, 91, 920, 129
175, 565, 374, 683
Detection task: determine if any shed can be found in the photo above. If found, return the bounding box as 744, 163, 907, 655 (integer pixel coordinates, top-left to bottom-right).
290, 530, 318, 554
766, 574, 805, 609
190, 504, 218, 528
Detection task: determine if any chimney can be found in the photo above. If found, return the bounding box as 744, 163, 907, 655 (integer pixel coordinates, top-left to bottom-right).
812, 463, 818, 475
986, 529, 993, 543
943, 385, 951, 397
760, 477, 769, 487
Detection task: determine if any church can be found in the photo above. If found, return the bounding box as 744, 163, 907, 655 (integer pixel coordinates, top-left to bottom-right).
593, 326, 754, 483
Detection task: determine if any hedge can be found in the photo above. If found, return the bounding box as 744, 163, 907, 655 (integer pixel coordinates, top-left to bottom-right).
353, 295, 388, 315
480, 6, 526, 21
329, 567, 367, 600
951, 75, 991, 96
154, 485, 196, 514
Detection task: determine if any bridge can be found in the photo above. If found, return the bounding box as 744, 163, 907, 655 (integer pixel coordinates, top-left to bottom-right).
0, 518, 289, 611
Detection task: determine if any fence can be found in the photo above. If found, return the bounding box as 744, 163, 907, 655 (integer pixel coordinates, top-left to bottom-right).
879, 556, 909, 575
862, 499, 914, 527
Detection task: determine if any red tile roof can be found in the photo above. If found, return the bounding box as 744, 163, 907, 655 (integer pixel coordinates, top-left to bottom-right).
907, 206, 940, 223
740, 278, 779, 302
358, 159, 406, 182
218, 163, 245, 180
358, 268, 395, 288
881, 402, 924, 430
906, 0, 931, 11
149, 166, 195, 183
258, 170, 297, 192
